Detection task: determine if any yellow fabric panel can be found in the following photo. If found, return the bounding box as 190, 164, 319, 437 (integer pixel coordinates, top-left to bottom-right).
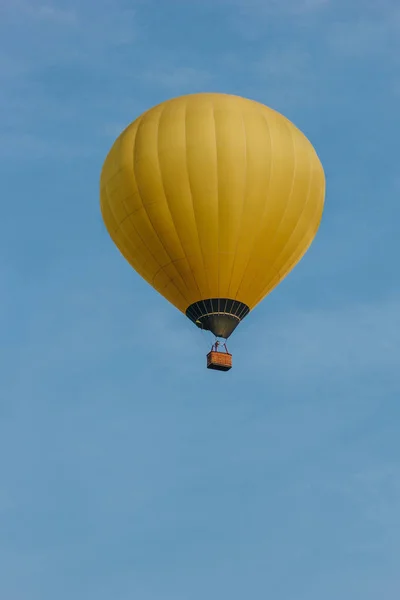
100, 93, 325, 314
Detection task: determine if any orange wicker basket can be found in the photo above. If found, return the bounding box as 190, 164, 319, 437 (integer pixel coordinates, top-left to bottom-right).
207, 349, 232, 371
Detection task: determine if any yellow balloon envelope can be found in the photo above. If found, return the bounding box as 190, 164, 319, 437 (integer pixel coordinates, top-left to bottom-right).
100, 92, 325, 343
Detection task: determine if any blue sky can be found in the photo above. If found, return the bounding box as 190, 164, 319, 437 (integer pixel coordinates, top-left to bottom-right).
1, 0, 400, 598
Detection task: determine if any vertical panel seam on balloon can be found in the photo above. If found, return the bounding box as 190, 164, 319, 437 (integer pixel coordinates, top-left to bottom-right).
234, 111, 273, 303
105, 168, 138, 261
105, 180, 150, 282
267, 147, 317, 285
251, 139, 315, 302
252, 233, 315, 309
183, 99, 210, 305
273, 197, 324, 296
112, 201, 143, 234
252, 180, 324, 306
132, 112, 190, 300
155, 102, 202, 300
212, 104, 220, 299
227, 108, 248, 298
110, 201, 157, 284
242, 118, 298, 301
108, 127, 168, 277
130, 115, 190, 303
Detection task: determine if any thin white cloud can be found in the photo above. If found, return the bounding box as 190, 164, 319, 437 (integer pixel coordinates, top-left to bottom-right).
0, 55, 28, 80
219, 46, 317, 111
0, 0, 78, 24
317, 462, 400, 557
143, 67, 212, 91
328, 5, 400, 58
253, 47, 315, 105
101, 123, 127, 138
0, 254, 206, 403
242, 294, 400, 387
220, 0, 329, 15
255, 48, 311, 79
219, 0, 329, 39
0, 132, 97, 159
0, 1, 140, 159
31, 4, 78, 24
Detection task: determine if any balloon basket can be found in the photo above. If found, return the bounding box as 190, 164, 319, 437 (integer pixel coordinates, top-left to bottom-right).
206, 342, 232, 372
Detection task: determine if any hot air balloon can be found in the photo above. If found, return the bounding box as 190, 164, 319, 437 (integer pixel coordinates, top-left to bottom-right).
100, 93, 325, 371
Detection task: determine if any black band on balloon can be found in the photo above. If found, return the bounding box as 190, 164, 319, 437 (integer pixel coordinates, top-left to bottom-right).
185, 298, 250, 339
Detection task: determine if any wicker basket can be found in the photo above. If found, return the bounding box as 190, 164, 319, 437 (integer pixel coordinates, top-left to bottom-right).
207, 350, 232, 371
